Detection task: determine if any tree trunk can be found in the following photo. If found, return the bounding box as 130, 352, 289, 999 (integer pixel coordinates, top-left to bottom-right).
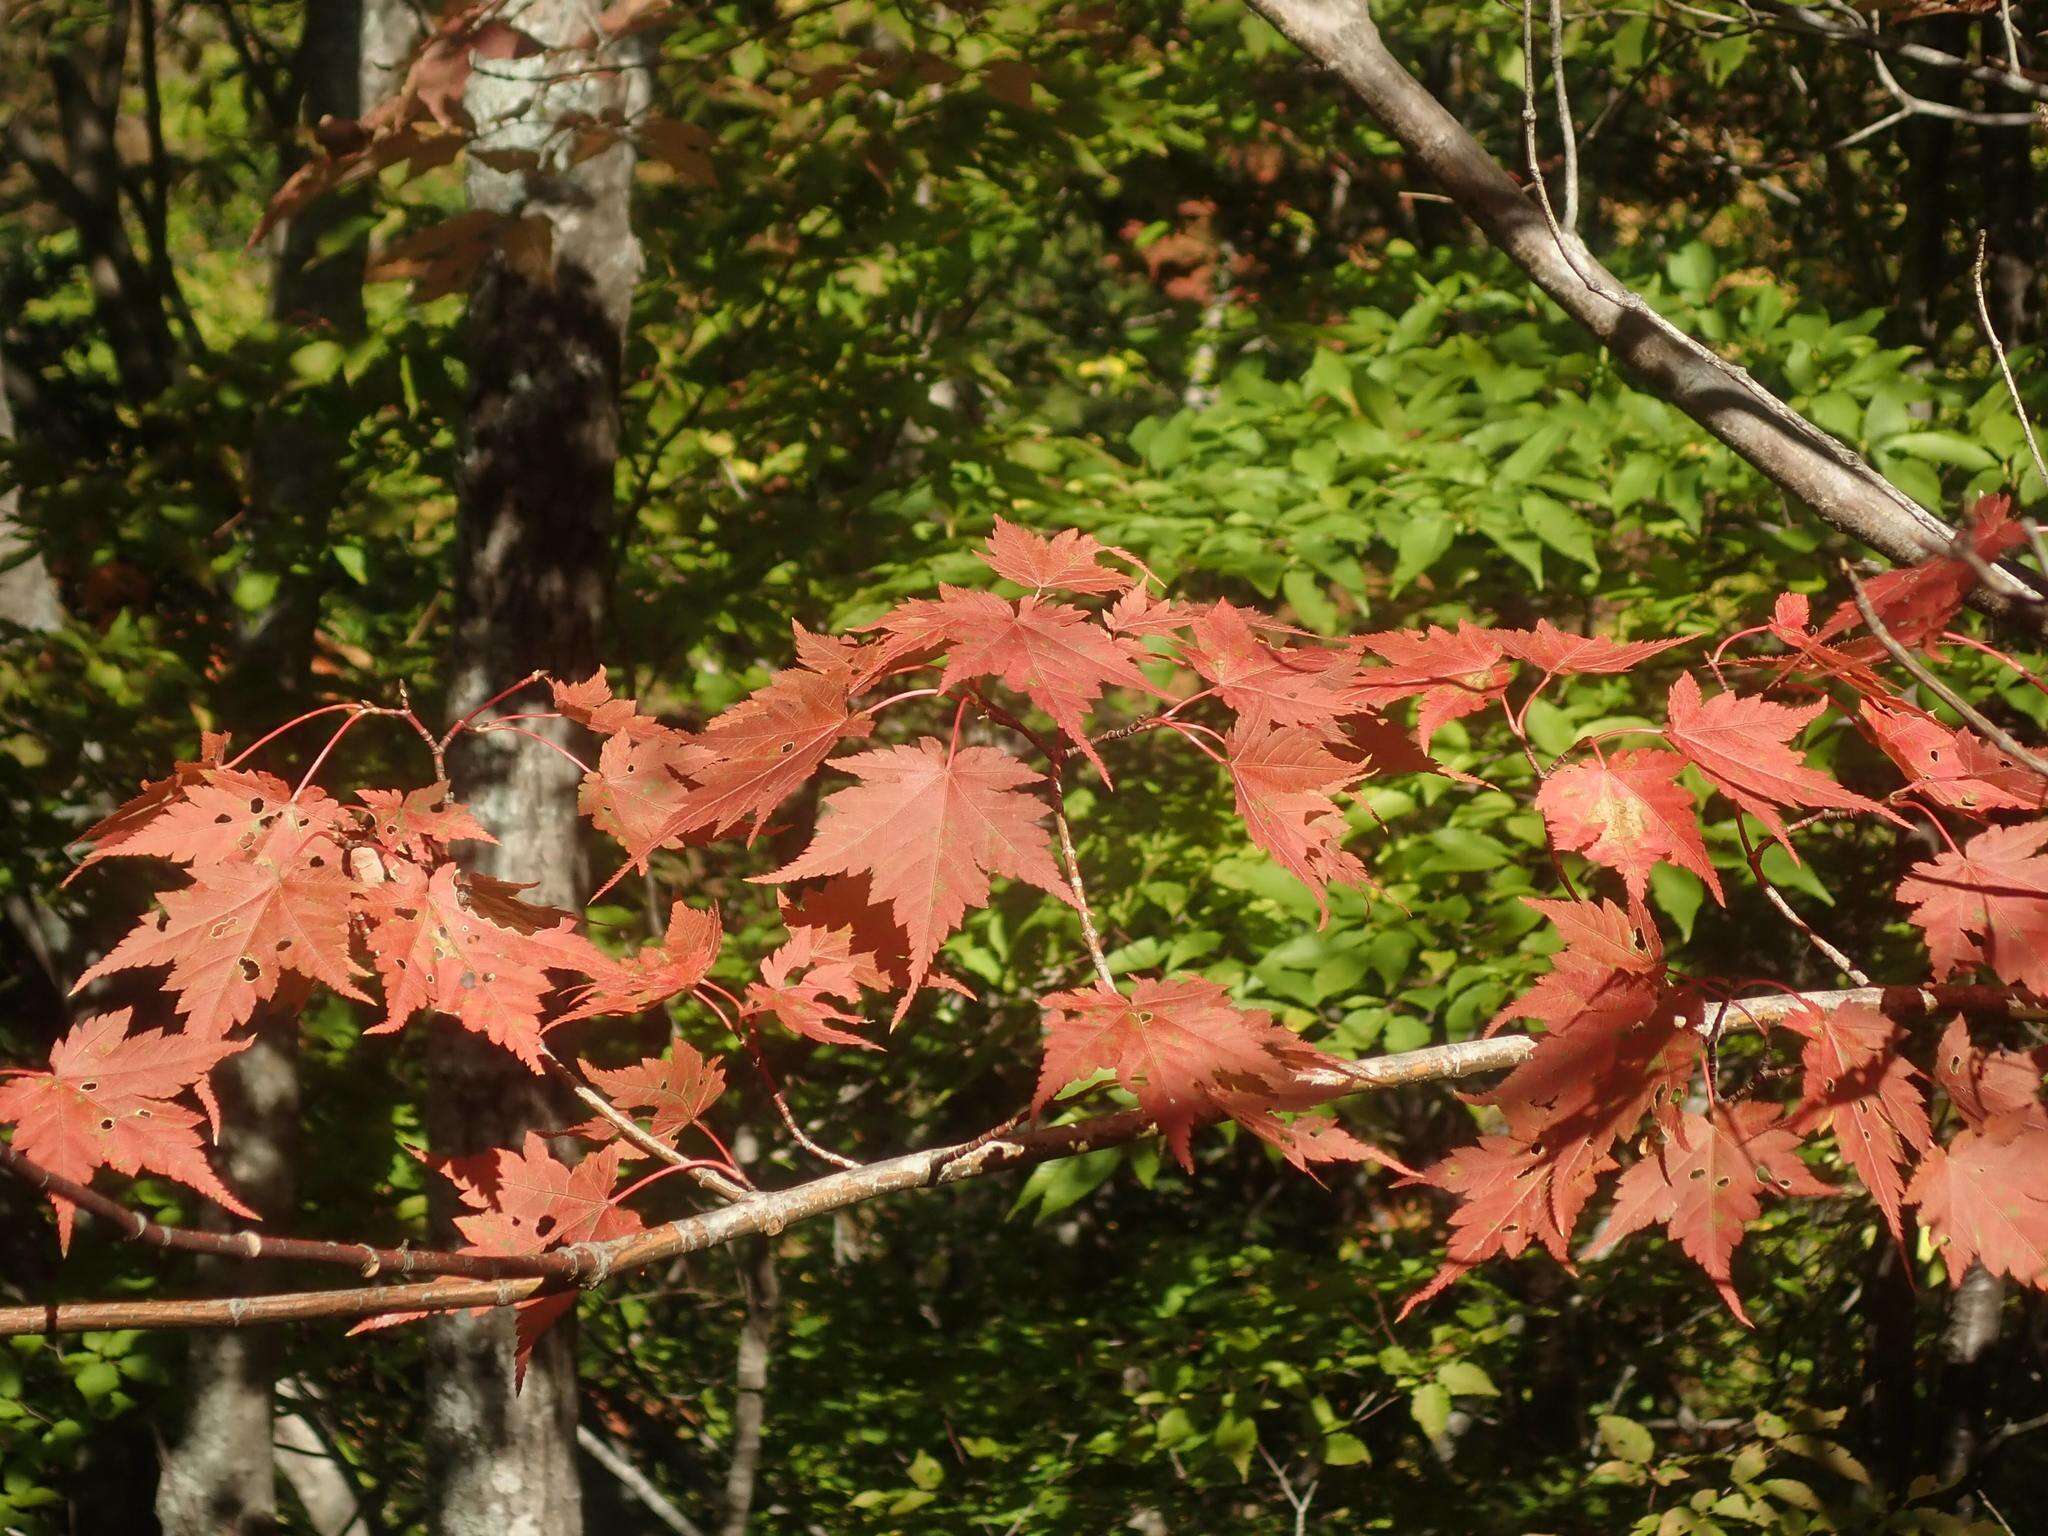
1937, 1263, 2007, 1493
155, 1, 374, 1528
153, 1030, 301, 1536
426, 11, 645, 1535
720, 1132, 780, 1536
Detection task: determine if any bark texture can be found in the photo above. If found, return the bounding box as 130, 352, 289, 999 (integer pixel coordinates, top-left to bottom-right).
154, 1030, 301, 1536
427, 8, 646, 1534
1937, 1263, 2007, 1489
720, 1164, 780, 1535
1241, 0, 2048, 635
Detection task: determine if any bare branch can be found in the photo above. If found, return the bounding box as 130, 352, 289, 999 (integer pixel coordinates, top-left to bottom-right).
1240, 0, 2048, 640
0, 1034, 1536, 1336
1971, 233, 2048, 500
1843, 563, 2048, 783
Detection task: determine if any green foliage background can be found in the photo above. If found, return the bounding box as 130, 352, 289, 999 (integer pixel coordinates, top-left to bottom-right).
2, 0, 2046, 1530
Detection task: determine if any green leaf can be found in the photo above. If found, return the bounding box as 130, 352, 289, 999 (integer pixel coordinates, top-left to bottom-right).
1883, 431, 1997, 470
1521, 494, 1599, 572
1599, 1414, 1655, 1465
1410, 1382, 1452, 1440
1323, 1432, 1369, 1467
1392, 512, 1455, 593
1435, 1361, 1499, 1397
908, 1450, 946, 1491
289, 340, 346, 383
1282, 568, 1339, 635
73, 1362, 119, 1403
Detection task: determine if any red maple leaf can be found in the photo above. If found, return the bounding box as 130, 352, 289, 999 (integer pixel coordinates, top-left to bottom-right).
1181, 601, 1358, 732
359, 862, 591, 1071
1662, 673, 1892, 848
1224, 723, 1369, 919
873, 589, 1155, 775
1033, 976, 1340, 1168
1821, 494, 2025, 654
743, 919, 885, 1050
356, 783, 496, 859
582, 1044, 725, 1145
659, 666, 871, 845
1399, 1136, 1611, 1319
790, 622, 927, 694
1907, 1113, 2048, 1286
1536, 750, 1721, 904
552, 670, 669, 740
1586, 1103, 1832, 1326
1861, 698, 2048, 815
1755, 593, 1893, 697
62, 734, 231, 882
95, 768, 345, 870
446, 1133, 642, 1254
1897, 822, 2048, 994
1486, 896, 1666, 1037
1780, 1003, 1932, 1242
0, 1010, 255, 1249
557, 902, 722, 1024
76, 821, 366, 1036
759, 740, 1073, 1012
979, 515, 1142, 595
1354, 622, 1513, 750
1934, 1016, 2047, 1129
578, 730, 696, 871
1496, 620, 1686, 676
1105, 586, 1203, 638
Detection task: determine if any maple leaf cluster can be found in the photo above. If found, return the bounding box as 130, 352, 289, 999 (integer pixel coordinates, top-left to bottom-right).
8, 508, 2048, 1340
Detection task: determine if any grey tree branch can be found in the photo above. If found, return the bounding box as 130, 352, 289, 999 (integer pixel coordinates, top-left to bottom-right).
0, 1033, 1535, 1337
1746, 0, 2048, 107
4, 973, 2032, 1339
577, 1425, 708, 1536
1239, 0, 2048, 640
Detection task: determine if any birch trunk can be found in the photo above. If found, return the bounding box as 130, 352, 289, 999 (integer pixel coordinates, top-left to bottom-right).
427, 10, 645, 1534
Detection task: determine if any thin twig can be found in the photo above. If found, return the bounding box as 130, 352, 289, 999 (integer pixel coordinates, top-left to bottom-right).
1971, 233, 2048, 501
1734, 818, 1869, 985
0, 1140, 590, 1282
1844, 563, 2048, 781
1547, 0, 1579, 230
1052, 778, 1116, 990
538, 1046, 752, 1200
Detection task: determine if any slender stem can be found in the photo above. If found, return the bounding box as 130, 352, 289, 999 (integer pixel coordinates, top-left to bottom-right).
1971, 232, 2048, 505
439, 669, 549, 749
1546, 0, 1579, 230
0, 1140, 590, 1282
1051, 773, 1116, 991
738, 1024, 860, 1170
1845, 563, 2048, 782
538, 1047, 751, 1200
291, 708, 370, 802
7, 978, 2042, 1339
222, 703, 362, 771
467, 721, 595, 777
0, 1033, 1541, 1336
1734, 817, 1868, 986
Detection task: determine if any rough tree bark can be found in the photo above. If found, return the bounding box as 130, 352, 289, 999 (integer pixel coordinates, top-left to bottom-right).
1240, 0, 2048, 636
426, 9, 646, 1534
155, 1, 381, 1527
1936, 1263, 2007, 1491
719, 1133, 780, 1535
